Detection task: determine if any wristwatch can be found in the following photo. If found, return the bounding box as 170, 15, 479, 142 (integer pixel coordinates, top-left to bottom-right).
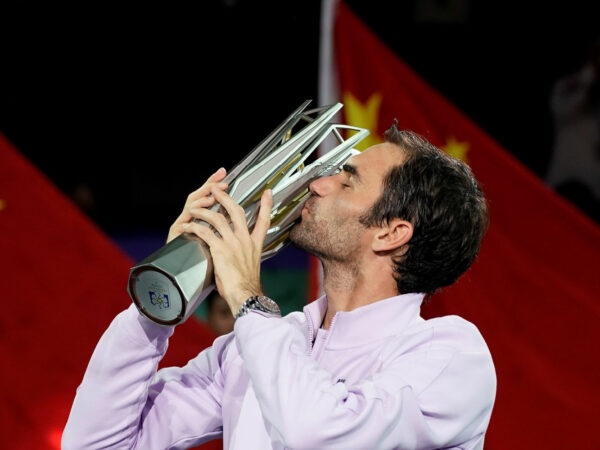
235, 295, 281, 319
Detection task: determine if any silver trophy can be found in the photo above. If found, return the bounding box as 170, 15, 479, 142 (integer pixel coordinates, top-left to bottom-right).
127, 100, 369, 325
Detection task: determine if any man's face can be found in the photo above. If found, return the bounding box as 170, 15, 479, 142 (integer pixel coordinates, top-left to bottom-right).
290, 142, 404, 262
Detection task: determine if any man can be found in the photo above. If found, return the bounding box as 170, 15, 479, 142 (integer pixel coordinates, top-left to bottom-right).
62, 122, 496, 449
205, 290, 235, 337
546, 36, 600, 223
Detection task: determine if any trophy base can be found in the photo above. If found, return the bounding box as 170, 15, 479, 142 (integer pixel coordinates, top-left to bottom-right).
128, 234, 215, 326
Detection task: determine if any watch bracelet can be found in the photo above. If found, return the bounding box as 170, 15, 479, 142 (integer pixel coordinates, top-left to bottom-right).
235, 295, 281, 319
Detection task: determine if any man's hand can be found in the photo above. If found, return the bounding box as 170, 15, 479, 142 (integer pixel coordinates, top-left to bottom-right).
166, 167, 228, 244
182, 186, 273, 316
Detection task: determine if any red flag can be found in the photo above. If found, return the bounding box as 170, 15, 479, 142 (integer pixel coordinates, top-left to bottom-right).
318, 1, 600, 448
0, 134, 218, 449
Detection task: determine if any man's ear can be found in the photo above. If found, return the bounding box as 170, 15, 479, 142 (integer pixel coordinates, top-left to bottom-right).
372, 218, 413, 252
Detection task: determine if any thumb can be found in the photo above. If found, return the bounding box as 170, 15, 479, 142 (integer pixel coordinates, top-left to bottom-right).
252, 189, 273, 242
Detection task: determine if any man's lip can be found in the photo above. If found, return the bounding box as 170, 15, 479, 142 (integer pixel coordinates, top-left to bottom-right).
302, 197, 315, 214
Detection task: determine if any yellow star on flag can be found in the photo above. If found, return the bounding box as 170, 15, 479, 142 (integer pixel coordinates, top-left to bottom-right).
342, 92, 383, 150
443, 136, 469, 162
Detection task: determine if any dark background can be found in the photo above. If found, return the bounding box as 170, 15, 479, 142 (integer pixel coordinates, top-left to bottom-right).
1, 0, 598, 237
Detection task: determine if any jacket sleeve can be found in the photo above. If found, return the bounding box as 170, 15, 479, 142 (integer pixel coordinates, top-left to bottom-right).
234, 313, 496, 449
61, 304, 225, 449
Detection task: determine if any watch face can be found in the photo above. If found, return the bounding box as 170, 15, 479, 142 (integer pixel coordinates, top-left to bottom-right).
258, 296, 280, 313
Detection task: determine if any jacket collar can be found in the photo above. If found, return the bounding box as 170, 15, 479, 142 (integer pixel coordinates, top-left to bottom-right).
304, 293, 425, 347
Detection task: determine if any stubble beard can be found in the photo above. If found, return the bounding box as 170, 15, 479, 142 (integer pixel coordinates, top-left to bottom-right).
290, 209, 366, 263
290, 218, 328, 259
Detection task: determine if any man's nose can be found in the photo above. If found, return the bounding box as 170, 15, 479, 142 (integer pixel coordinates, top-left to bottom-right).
309, 174, 333, 196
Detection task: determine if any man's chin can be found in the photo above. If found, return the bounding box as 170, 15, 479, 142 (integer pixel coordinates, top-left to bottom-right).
288, 224, 306, 247
288, 225, 299, 244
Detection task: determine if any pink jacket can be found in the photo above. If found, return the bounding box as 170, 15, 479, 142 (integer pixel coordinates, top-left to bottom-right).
62, 293, 496, 449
